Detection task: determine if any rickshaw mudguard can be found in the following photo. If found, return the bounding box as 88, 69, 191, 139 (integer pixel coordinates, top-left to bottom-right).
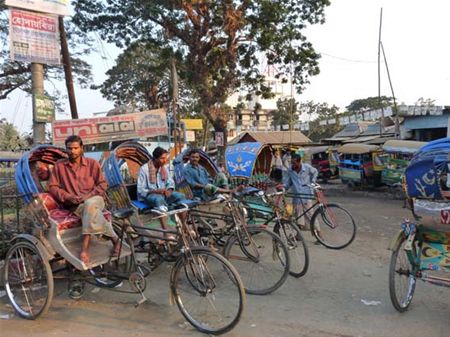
388, 230, 405, 251
9, 233, 55, 261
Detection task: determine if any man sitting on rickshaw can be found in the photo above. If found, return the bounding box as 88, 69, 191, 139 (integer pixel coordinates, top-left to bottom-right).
48, 135, 120, 265
183, 148, 232, 200
137, 146, 188, 234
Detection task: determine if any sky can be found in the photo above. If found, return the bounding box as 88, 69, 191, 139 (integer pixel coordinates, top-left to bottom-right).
1, 0, 450, 134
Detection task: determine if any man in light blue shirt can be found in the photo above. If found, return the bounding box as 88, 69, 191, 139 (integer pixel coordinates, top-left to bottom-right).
283, 153, 318, 230
137, 147, 187, 231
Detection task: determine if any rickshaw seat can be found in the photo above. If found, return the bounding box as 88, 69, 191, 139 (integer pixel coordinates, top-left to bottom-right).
38, 193, 112, 231
131, 199, 150, 211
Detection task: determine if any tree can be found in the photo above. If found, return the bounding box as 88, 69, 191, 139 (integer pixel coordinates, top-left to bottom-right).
298, 101, 342, 142
271, 98, 299, 130
72, 0, 330, 149
92, 41, 201, 118
415, 97, 435, 107
0, 121, 26, 150
346, 96, 393, 113
0, 4, 94, 106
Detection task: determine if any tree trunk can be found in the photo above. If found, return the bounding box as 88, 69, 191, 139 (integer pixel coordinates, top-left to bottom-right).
204, 105, 228, 164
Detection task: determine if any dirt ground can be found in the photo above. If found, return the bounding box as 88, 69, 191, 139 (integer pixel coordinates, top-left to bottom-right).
1, 185, 449, 337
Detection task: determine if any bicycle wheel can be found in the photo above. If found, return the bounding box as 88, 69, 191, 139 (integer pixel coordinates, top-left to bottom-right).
310, 203, 356, 249
223, 227, 290, 295
3, 241, 54, 319
274, 220, 309, 278
389, 235, 417, 312
171, 248, 245, 335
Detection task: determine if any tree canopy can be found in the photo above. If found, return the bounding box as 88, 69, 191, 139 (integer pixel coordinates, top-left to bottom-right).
72, 0, 330, 142
346, 96, 393, 113
271, 98, 299, 130
299, 101, 341, 142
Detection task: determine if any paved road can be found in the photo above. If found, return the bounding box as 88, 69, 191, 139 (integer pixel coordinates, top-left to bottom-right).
1, 189, 449, 337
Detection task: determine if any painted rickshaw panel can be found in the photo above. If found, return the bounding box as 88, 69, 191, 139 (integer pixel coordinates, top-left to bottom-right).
225, 142, 272, 188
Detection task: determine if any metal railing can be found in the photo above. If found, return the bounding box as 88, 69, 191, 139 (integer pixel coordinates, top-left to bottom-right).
0, 186, 24, 259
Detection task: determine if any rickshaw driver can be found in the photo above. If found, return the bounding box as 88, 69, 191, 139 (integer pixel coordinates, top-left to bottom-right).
48, 135, 120, 265
280, 154, 321, 234
137, 147, 188, 234
184, 148, 233, 200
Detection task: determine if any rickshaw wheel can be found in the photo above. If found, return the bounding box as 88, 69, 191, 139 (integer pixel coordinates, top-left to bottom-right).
389, 235, 417, 312
4, 240, 54, 319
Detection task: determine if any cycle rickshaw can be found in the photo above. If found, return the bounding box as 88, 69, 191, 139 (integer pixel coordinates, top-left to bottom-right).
173, 146, 292, 295
389, 137, 450, 312
3, 143, 246, 335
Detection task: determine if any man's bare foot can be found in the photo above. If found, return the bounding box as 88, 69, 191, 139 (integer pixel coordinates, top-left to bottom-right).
80, 251, 90, 264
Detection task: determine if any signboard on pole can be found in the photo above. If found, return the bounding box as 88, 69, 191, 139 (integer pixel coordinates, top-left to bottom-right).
52, 109, 168, 146
34, 94, 54, 122
185, 130, 196, 142
181, 119, 203, 130
9, 8, 61, 65
5, 0, 70, 16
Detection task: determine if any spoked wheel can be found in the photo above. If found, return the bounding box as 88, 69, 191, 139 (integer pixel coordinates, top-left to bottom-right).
310, 203, 356, 249
389, 235, 417, 312
223, 227, 290, 295
274, 220, 309, 278
89, 265, 123, 288
171, 248, 245, 335
3, 241, 54, 319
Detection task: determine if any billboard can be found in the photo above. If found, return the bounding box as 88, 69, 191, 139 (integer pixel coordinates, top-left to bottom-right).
52, 109, 168, 146
9, 8, 61, 65
5, 0, 70, 16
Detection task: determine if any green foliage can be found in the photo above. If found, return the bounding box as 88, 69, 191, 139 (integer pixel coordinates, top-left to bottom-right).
0, 6, 94, 107
72, 0, 330, 133
298, 101, 342, 142
0, 120, 27, 150
271, 98, 299, 130
346, 96, 393, 112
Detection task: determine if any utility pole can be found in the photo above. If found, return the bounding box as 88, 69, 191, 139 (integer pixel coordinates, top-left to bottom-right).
31, 63, 46, 144
377, 8, 385, 136
59, 16, 78, 119
380, 42, 400, 139
171, 57, 180, 155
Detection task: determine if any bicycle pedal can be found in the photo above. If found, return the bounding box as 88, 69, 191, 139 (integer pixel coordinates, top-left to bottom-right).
135, 295, 148, 308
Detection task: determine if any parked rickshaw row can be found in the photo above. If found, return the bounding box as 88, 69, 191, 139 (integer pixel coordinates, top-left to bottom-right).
293, 140, 426, 199
2, 139, 357, 335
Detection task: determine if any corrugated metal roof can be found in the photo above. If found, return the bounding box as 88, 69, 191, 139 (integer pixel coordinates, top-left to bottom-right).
343, 135, 381, 143
403, 115, 449, 130
332, 122, 372, 138
229, 131, 311, 145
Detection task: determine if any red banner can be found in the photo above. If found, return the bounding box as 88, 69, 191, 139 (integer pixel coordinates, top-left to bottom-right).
52, 109, 168, 146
